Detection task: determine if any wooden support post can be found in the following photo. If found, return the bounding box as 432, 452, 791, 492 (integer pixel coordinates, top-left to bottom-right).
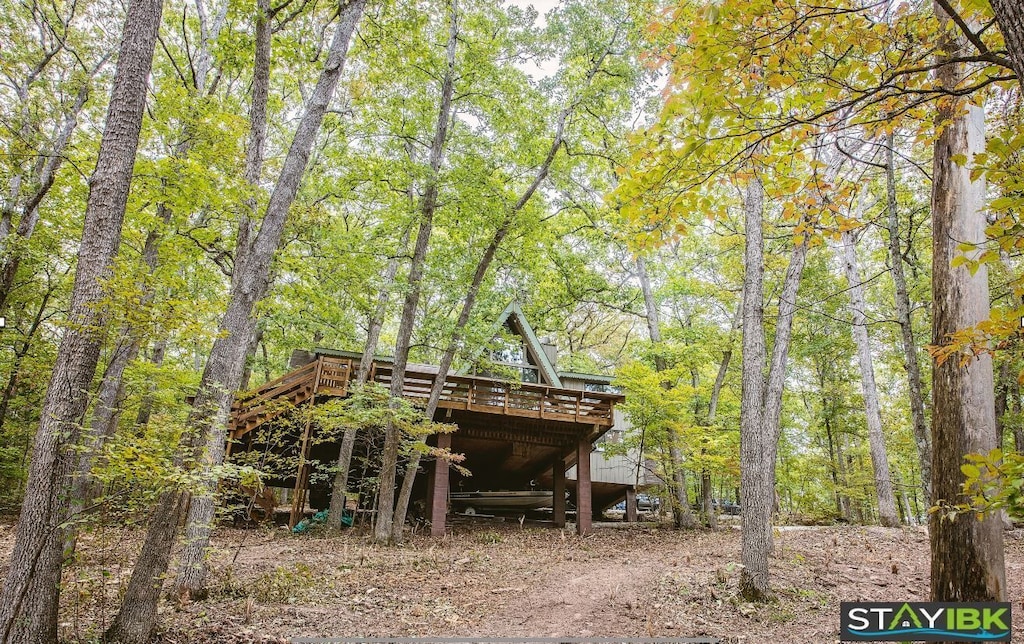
289, 423, 313, 528
430, 432, 451, 537
625, 486, 638, 523
289, 360, 322, 528
576, 435, 592, 535
553, 454, 566, 528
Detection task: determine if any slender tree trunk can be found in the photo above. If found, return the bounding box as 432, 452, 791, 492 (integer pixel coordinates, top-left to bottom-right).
103, 490, 189, 643
1012, 379, 1024, 454
0, 1, 163, 641
840, 230, 899, 527
328, 223, 413, 528
104, 6, 366, 639
0, 57, 108, 314
72, 0, 225, 522
635, 256, 698, 529
823, 415, 844, 519
739, 175, 809, 601
0, 284, 55, 435
387, 44, 611, 538
739, 176, 770, 600
701, 348, 730, 530
895, 470, 916, 525
134, 339, 166, 427
883, 133, 931, 502
234, 0, 271, 278
929, 5, 1006, 602
375, 0, 458, 544
990, 0, 1024, 89
239, 323, 265, 391
69, 199, 177, 531
170, 0, 365, 601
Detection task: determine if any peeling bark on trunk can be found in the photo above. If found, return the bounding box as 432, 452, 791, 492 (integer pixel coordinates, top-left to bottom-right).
929, 5, 1006, 602
0, 1, 163, 640
883, 134, 931, 502
840, 230, 899, 527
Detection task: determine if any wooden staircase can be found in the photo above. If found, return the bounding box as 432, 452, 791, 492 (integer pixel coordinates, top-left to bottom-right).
229, 356, 354, 440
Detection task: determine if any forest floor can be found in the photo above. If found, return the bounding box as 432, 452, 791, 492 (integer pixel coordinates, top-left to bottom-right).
3, 517, 1024, 643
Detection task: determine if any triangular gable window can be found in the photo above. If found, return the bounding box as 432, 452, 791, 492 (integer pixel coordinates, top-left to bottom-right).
464, 302, 562, 387
488, 320, 540, 383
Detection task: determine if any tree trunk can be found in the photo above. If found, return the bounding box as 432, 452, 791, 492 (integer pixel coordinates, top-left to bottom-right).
701, 347, 730, 531
375, 0, 458, 543
823, 414, 846, 519
328, 223, 413, 529
103, 491, 188, 643
895, 471, 916, 526
134, 339, 166, 427
170, 0, 365, 601
635, 256, 698, 529
840, 230, 899, 527
71, 0, 225, 538
70, 192, 179, 534
739, 175, 809, 602
0, 0, 163, 641
883, 133, 931, 502
0, 58, 107, 314
929, 3, 1006, 602
0, 283, 55, 435
104, 6, 365, 637
234, 0, 271, 278
1013, 380, 1024, 454
739, 176, 770, 601
388, 44, 610, 538
990, 0, 1024, 89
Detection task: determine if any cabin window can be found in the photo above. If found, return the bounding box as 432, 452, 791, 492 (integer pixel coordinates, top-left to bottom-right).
488, 335, 540, 383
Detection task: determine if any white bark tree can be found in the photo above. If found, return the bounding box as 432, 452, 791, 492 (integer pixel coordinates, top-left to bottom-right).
839, 229, 899, 527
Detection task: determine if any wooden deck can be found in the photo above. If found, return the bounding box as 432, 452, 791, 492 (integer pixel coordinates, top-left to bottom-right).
229, 355, 621, 440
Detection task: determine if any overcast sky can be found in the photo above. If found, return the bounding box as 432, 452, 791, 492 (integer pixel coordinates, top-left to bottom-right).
506, 0, 562, 79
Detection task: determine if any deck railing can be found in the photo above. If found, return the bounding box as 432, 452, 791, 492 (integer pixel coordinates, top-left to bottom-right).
229, 356, 620, 438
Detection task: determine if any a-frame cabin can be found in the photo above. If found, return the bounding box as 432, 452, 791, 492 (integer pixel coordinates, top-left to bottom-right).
225, 303, 638, 535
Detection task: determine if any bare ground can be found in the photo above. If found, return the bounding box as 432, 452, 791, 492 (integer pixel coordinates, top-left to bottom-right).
4, 517, 1024, 643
